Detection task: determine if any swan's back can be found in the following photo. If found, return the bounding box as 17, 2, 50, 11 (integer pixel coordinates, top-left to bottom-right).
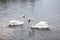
9, 20, 24, 26
8, 15, 25, 26
32, 21, 49, 29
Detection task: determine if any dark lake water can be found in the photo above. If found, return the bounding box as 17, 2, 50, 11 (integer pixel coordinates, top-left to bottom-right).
0, 0, 60, 40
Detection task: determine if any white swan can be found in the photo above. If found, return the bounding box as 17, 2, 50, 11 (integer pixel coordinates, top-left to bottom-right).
8, 15, 25, 26
28, 17, 49, 29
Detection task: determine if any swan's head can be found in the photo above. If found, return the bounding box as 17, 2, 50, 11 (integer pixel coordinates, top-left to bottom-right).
28, 17, 36, 26
28, 18, 35, 23
20, 15, 25, 22
20, 15, 25, 18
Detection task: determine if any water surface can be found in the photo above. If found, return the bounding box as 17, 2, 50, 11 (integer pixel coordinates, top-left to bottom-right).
0, 0, 60, 40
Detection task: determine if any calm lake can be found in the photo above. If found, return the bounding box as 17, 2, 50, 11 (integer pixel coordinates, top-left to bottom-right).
0, 0, 60, 40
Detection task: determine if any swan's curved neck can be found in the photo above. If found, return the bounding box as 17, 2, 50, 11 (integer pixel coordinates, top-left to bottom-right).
28, 19, 36, 26
20, 17, 24, 22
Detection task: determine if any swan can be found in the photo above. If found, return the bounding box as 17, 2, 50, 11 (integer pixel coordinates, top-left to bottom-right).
8, 15, 25, 27
28, 17, 49, 29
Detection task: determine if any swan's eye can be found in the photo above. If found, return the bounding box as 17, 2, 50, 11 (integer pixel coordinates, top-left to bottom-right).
20, 15, 25, 18
23, 16, 25, 18
28, 19, 30, 23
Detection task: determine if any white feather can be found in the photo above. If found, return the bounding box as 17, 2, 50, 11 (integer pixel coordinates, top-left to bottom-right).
9, 20, 24, 26
31, 21, 49, 29
8, 15, 25, 26
28, 17, 49, 29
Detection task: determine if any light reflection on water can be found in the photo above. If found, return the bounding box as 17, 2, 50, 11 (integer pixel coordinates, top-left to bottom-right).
0, 0, 60, 40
